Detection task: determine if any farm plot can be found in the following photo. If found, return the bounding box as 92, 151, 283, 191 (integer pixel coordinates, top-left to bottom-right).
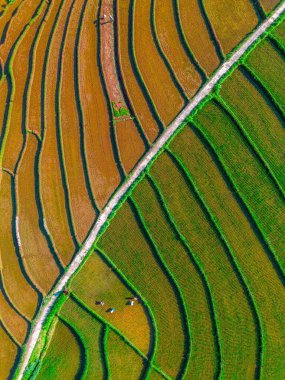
40, 0, 78, 265
203, 0, 259, 54
98, 202, 186, 378
245, 38, 285, 111
70, 251, 151, 355
273, 17, 285, 42
149, 153, 257, 379
77, 0, 120, 208
0, 172, 39, 321
218, 68, 285, 193
0, 324, 18, 380
36, 319, 83, 380
259, 0, 281, 13
176, 0, 220, 75
153, 0, 203, 99
193, 100, 285, 275
170, 125, 285, 378
132, 0, 184, 125
116, 0, 160, 143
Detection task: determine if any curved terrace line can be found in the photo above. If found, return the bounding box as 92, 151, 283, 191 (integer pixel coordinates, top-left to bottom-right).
16, 3, 285, 378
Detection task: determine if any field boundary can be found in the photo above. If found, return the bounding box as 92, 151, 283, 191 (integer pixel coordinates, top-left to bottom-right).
15, 3, 285, 378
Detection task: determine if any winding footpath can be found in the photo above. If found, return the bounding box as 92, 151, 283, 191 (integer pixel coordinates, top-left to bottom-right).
16, 2, 285, 378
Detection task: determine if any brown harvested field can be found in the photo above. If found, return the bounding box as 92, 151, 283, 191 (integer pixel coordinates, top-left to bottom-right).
77, 0, 120, 208
1, 0, 47, 172
0, 0, 40, 62
17, 135, 61, 293
0, 290, 28, 345
260, 0, 280, 13
0, 172, 38, 320
133, 0, 184, 125
154, 0, 202, 98
107, 331, 145, 379
72, 252, 150, 354
59, 0, 96, 242
204, 0, 258, 54
115, 119, 146, 174
0, 324, 18, 380
177, 0, 220, 75
0, 0, 25, 50
27, 0, 62, 137
170, 125, 285, 378
116, 0, 159, 143
99, 0, 146, 177
0, 78, 8, 140
40, 0, 77, 266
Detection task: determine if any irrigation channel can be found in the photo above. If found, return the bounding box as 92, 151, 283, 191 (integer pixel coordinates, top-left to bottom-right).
16, 2, 285, 378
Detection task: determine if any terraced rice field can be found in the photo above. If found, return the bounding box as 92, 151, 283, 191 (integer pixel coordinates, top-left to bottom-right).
0, 0, 285, 379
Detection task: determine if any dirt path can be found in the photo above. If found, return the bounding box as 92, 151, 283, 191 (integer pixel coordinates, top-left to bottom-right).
100, 0, 126, 110
16, 2, 285, 378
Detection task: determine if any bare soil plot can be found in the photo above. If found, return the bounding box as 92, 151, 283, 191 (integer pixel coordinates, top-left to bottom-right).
171, 125, 285, 378
176, 0, 220, 75
154, 0, 202, 99
116, 0, 159, 143
71, 252, 150, 355
0, 172, 38, 320
77, 0, 120, 208
133, 0, 184, 125
98, 202, 185, 378
204, 0, 258, 54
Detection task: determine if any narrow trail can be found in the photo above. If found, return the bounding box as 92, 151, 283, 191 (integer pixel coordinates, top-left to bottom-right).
16, 3, 285, 378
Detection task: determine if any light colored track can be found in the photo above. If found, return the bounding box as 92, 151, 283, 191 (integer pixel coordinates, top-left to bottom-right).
16, 2, 285, 378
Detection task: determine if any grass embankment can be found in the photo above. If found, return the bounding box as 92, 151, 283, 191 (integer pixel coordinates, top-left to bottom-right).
59, 298, 104, 378
36, 318, 82, 379
170, 124, 285, 378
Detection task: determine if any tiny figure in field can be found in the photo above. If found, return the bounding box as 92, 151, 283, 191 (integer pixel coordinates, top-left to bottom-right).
109, 15, 113, 22
96, 300, 105, 306
109, 308, 115, 313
